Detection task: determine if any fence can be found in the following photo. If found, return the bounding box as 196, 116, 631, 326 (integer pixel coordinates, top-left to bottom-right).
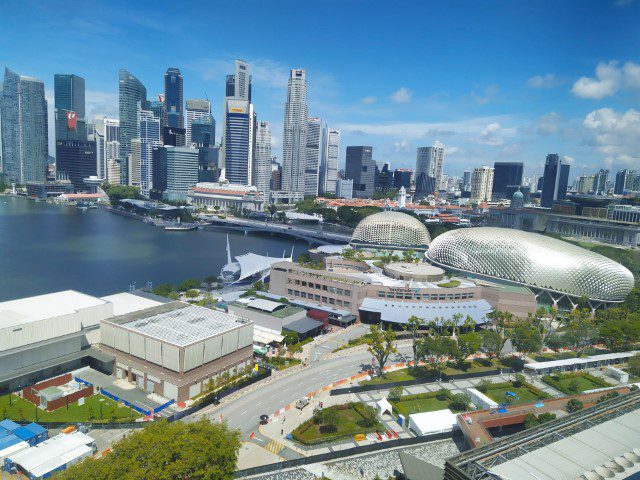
100, 388, 151, 417
234, 430, 461, 478
330, 368, 512, 395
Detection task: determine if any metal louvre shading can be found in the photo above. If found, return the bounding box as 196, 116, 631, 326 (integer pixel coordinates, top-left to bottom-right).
427, 227, 634, 303
351, 211, 431, 249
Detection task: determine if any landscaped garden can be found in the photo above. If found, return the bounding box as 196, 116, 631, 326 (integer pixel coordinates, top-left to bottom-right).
265, 356, 301, 371
291, 402, 382, 445
541, 371, 613, 394
0, 393, 141, 423
477, 376, 550, 406
390, 389, 471, 417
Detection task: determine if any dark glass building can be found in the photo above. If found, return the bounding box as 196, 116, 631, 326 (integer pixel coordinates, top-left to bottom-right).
492, 162, 523, 200
198, 146, 220, 182
191, 115, 216, 147
541, 154, 570, 208
345, 146, 375, 198
54, 74, 86, 141
150, 146, 167, 200
163, 67, 183, 130
375, 162, 394, 192
118, 69, 148, 184
393, 169, 412, 190
162, 126, 186, 147
55, 140, 97, 191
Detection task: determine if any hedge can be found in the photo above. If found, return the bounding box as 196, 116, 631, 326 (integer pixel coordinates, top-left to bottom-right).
481, 380, 551, 399
541, 372, 612, 395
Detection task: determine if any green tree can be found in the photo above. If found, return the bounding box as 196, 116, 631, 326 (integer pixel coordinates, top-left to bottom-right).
564, 309, 596, 356
185, 289, 200, 299
178, 278, 201, 292
105, 184, 142, 205
152, 284, 174, 298
52, 419, 242, 480
322, 408, 339, 433
481, 330, 503, 359
388, 386, 404, 403
510, 322, 543, 358
366, 324, 397, 377
204, 275, 218, 285
566, 398, 584, 413
456, 331, 482, 365
404, 316, 423, 367
418, 335, 457, 377
448, 393, 471, 411
628, 353, 640, 377
358, 405, 378, 428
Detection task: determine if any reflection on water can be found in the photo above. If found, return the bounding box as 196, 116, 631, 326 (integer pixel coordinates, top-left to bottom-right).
0, 197, 309, 301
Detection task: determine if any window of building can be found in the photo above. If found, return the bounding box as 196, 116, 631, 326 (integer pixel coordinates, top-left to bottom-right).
337, 300, 343, 306
295, 280, 300, 285
294, 290, 300, 297
378, 291, 385, 298
301, 281, 307, 287
329, 298, 335, 305
439, 294, 446, 300
329, 287, 336, 293
287, 289, 293, 295
322, 296, 327, 302
322, 285, 328, 291
314, 294, 320, 301
344, 301, 351, 307
337, 288, 343, 295
300, 292, 307, 298
345, 289, 351, 296
387, 293, 394, 298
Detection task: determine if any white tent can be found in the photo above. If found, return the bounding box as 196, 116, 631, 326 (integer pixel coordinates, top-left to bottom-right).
376, 397, 393, 416
408, 409, 458, 436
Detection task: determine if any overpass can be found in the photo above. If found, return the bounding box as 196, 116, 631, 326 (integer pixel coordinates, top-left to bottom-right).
201, 216, 352, 244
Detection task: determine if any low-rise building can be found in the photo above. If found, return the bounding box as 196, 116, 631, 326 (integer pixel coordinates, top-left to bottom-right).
99, 301, 253, 402
187, 182, 264, 212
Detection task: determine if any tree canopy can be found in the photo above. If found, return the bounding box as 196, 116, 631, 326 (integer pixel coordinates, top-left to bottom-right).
56, 419, 241, 480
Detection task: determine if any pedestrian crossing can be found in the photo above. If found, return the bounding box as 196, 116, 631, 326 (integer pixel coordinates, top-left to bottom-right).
264, 439, 285, 455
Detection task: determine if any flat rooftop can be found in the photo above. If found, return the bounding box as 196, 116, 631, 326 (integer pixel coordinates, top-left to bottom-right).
100, 292, 164, 316
104, 301, 250, 347
0, 290, 107, 329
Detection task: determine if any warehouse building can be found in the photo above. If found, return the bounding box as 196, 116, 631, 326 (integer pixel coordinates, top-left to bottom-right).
100, 301, 253, 402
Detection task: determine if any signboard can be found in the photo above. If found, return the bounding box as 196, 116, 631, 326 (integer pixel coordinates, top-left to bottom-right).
66, 111, 77, 131
354, 433, 366, 442
229, 107, 246, 113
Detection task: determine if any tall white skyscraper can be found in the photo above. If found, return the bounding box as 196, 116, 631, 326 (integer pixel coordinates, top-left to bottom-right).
221, 60, 254, 185
253, 121, 272, 197
415, 145, 445, 197
282, 69, 308, 193
185, 99, 211, 147
470, 166, 494, 203
139, 108, 161, 196
319, 126, 340, 195
304, 116, 322, 196
93, 116, 120, 184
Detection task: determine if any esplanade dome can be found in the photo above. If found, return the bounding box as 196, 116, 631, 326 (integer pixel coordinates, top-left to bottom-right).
351, 211, 431, 250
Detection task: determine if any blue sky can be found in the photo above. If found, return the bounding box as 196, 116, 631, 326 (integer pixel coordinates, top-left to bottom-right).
2, 0, 639, 180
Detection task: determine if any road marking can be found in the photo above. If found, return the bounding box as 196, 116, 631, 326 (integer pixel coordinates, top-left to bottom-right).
264, 439, 285, 455
240, 410, 246, 414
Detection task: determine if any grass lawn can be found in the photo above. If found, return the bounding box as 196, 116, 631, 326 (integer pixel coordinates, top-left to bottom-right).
547, 373, 608, 393
292, 403, 381, 445
485, 385, 544, 406
0, 393, 141, 423
532, 351, 581, 362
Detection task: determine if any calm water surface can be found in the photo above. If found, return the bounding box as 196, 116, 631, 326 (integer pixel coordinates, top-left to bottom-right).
0, 196, 309, 301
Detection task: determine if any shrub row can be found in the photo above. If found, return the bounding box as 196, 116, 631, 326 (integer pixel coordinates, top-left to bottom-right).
541, 372, 611, 395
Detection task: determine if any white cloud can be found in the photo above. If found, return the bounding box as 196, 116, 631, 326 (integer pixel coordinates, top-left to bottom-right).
563, 155, 575, 165
583, 107, 640, 167
476, 122, 505, 145
361, 96, 376, 105
571, 61, 640, 99
86, 90, 119, 119
536, 112, 560, 135
471, 85, 499, 105
390, 87, 412, 103
527, 74, 561, 89
393, 140, 411, 152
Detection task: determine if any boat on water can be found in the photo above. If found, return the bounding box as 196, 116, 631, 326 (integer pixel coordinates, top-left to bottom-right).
219, 235, 293, 285
165, 224, 198, 231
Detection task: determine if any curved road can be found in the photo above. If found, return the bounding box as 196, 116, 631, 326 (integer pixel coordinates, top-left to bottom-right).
195, 344, 413, 437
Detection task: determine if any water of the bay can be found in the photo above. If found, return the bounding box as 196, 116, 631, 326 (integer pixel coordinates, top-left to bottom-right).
0, 196, 310, 301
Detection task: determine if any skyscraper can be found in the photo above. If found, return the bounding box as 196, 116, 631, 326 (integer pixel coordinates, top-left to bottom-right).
492, 162, 523, 200
221, 60, 254, 185
191, 115, 216, 147
345, 146, 375, 198
304, 117, 322, 196
282, 69, 308, 193
470, 166, 494, 203
1, 68, 49, 184
163, 67, 184, 130
393, 169, 412, 190
55, 140, 96, 191
614, 169, 635, 195
541, 154, 570, 208
593, 169, 609, 195
254, 121, 272, 196
54, 74, 86, 141
462, 170, 472, 192
415, 146, 444, 197
93, 116, 119, 183
319, 126, 340, 195
139, 108, 161, 197
185, 99, 211, 146
118, 69, 147, 185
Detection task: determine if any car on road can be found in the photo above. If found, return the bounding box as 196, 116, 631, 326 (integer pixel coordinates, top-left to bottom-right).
259, 414, 269, 425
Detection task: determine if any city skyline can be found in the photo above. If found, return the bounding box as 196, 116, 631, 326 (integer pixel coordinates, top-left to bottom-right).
1, 1, 638, 179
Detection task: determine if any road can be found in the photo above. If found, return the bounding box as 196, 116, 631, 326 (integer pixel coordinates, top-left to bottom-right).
197, 343, 413, 437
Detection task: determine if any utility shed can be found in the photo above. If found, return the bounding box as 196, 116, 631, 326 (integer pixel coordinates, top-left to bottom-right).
408, 409, 458, 436
13, 423, 48, 446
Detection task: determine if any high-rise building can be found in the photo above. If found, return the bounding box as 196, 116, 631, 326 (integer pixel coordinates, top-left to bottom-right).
150, 96, 164, 127
470, 166, 494, 203
393, 169, 412, 190
614, 169, 636, 195
164, 146, 199, 202
139, 108, 161, 197
415, 146, 444, 197
254, 121, 272, 196
593, 169, 609, 195
345, 146, 375, 198
337, 178, 354, 199
163, 67, 184, 132
185, 99, 212, 147
221, 60, 254, 185
282, 69, 308, 193
198, 144, 221, 183
319, 126, 340, 195
92, 116, 119, 183
54, 74, 86, 141
191, 115, 215, 147
492, 162, 523, 200
271, 158, 282, 191
55, 140, 96, 191
304, 117, 322, 196
118, 69, 147, 185
574, 175, 595, 194
1, 68, 49, 184
462, 170, 472, 192
375, 162, 393, 192
541, 154, 569, 208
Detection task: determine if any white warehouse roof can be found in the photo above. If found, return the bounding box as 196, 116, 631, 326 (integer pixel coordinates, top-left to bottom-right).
0, 290, 107, 329
106, 302, 250, 347
101, 292, 164, 316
